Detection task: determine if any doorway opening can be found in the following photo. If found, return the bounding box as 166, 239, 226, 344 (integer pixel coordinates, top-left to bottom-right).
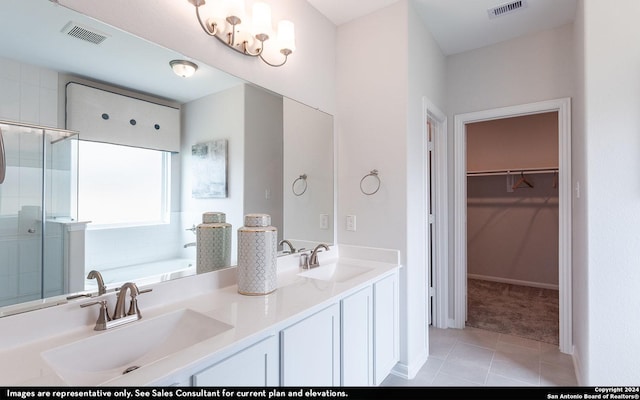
452, 98, 572, 353
465, 112, 559, 345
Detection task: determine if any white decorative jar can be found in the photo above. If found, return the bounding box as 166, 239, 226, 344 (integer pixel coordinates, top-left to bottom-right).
196, 212, 232, 274
237, 213, 278, 295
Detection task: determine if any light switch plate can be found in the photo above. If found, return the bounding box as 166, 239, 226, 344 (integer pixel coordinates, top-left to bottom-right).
320, 214, 329, 229
346, 215, 356, 231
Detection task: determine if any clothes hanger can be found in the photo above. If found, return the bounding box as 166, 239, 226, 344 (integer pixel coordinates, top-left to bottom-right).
512, 170, 534, 189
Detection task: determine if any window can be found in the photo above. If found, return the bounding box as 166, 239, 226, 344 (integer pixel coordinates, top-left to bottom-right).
77, 141, 170, 227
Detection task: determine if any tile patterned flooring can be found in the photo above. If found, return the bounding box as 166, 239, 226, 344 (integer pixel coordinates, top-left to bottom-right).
382, 326, 578, 387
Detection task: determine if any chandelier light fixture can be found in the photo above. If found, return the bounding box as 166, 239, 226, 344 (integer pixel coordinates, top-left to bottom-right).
188, 0, 296, 67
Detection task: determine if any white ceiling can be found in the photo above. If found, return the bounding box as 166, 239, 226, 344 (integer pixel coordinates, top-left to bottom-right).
306, 0, 401, 26
0, 0, 578, 106
307, 0, 577, 55
0, 0, 244, 104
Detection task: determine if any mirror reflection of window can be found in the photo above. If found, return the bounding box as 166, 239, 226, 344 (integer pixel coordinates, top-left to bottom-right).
77, 141, 170, 227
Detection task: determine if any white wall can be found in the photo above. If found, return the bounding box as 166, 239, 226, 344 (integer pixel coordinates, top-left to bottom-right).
336, 0, 447, 378
244, 84, 283, 242
337, 3, 407, 259
56, 0, 337, 115
571, 0, 589, 384
406, 0, 447, 378
578, 0, 640, 385
283, 97, 334, 246
180, 85, 246, 265
446, 23, 575, 319
446, 24, 575, 115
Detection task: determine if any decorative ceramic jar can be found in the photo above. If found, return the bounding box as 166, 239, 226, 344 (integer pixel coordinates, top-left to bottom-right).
196, 212, 232, 274
237, 213, 278, 295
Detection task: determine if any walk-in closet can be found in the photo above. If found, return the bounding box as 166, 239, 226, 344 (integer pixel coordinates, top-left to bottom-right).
465, 112, 559, 345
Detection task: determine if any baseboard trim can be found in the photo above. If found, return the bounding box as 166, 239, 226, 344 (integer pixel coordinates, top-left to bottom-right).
572, 344, 584, 385
389, 351, 429, 380
468, 274, 559, 291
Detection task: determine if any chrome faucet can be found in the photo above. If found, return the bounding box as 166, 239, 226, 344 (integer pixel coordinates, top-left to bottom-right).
81, 282, 152, 331
184, 242, 196, 248
279, 239, 296, 254
87, 270, 107, 296
308, 244, 329, 268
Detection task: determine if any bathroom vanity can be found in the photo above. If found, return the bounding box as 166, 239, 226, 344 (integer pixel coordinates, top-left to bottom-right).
0, 245, 400, 387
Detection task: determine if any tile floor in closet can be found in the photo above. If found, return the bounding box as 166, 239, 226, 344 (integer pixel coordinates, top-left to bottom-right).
382, 326, 578, 387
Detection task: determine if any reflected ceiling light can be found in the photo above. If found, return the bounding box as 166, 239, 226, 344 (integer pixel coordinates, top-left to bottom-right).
170, 59, 198, 77
188, 0, 296, 67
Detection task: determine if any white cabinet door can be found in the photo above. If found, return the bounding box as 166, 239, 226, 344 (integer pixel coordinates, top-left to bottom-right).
280, 303, 340, 386
341, 286, 373, 386
192, 335, 279, 386
373, 272, 399, 385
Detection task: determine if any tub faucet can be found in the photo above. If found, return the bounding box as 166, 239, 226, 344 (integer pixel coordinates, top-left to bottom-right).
184, 242, 196, 248
279, 239, 296, 254
87, 269, 107, 296
308, 244, 329, 268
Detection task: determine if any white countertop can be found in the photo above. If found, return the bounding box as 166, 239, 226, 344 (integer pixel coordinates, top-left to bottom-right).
0, 245, 401, 386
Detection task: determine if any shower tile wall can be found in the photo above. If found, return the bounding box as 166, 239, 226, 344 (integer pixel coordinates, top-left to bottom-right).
0, 57, 63, 306
0, 56, 59, 127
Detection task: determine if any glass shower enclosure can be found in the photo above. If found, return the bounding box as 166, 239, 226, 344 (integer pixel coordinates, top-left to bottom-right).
0, 120, 78, 308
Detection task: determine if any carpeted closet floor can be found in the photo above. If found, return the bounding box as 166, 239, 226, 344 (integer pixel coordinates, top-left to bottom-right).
466, 278, 559, 345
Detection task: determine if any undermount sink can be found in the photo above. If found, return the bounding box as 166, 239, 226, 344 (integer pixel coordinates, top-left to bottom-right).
41, 308, 233, 386
297, 263, 373, 283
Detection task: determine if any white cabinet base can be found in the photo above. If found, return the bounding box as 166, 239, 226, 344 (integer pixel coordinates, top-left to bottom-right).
280, 304, 340, 386
192, 335, 279, 386
341, 286, 373, 386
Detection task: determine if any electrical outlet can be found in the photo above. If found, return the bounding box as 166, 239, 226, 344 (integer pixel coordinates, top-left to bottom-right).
346, 215, 356, 231
320, 214, 329, 229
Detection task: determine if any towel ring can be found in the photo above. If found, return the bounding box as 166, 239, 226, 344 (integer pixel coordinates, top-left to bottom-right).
360, 169, 380, 195
292, 174, 308, 196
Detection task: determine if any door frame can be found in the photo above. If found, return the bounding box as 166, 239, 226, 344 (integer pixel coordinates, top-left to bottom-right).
423, 97, 449, 329
452, 98, 572, 353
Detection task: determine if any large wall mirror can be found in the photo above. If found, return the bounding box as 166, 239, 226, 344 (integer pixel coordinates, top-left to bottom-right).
0, 0, 334, 316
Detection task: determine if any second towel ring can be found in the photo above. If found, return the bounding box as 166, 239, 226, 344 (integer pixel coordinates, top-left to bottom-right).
292, 174, 308, 196
360, 169, 380, 195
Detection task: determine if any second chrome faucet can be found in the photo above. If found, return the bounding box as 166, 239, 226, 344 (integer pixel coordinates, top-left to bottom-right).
307, 243, 329, 269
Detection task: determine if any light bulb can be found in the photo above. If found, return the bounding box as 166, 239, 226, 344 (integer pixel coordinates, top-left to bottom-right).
252, 2, 272, 40
277, 20, 296, 53
225, 0, 245, 20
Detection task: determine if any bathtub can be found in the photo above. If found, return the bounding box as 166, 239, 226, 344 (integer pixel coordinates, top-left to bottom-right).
85, 258, 196, 290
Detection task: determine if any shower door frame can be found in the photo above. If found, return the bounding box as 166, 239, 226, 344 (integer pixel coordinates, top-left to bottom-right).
0, 119, 78, 306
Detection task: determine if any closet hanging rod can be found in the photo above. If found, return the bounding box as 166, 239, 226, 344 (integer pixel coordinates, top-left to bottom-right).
467, 167, 558, 177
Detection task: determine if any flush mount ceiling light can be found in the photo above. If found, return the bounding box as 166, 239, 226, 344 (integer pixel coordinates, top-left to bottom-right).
170, 59, 199, 78
188, 0, 296, 67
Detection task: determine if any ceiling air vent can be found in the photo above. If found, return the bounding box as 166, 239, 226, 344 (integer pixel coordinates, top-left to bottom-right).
61, 21, 109, 45
487, 0, 528, 19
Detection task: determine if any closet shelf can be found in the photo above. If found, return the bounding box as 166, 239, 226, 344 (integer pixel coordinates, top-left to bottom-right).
467, 167, 558, 177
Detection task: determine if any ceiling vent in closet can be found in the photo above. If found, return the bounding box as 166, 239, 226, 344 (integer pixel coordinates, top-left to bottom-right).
487, 0, 528, 19
61, 21, 109, 45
